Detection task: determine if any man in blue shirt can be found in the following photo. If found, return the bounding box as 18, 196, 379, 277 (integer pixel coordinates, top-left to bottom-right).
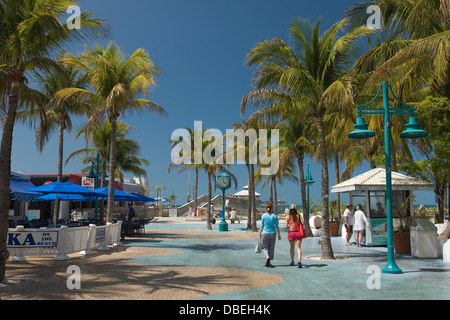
128, 204, 135, 220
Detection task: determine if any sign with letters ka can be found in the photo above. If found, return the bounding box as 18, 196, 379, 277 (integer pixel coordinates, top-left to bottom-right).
7, 231, 59, 248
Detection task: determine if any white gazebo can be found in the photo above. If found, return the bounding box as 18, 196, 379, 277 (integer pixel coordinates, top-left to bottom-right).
331, 168, 434, 246
233, 185, 261, 200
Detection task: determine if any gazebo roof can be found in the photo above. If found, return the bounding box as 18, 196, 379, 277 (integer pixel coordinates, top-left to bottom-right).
233, 189, 261, 197
331, 168, 434, 193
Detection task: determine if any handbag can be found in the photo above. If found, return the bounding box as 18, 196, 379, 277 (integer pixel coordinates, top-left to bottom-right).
255, 240, 261, 253
297, 221, 307, 239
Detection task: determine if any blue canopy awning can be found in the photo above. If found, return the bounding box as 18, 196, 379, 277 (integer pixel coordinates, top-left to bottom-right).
129, 193, 156, 203
10, 177, 42, 201
92, 187, 140, 200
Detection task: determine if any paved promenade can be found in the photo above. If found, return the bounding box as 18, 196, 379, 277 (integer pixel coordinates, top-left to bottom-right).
1, 217, 449, 302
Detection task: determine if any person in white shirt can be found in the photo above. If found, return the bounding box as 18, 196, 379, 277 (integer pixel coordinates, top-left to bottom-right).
343, 203, 354, 246
354, 204, 372, 247
230, 208, 239, 223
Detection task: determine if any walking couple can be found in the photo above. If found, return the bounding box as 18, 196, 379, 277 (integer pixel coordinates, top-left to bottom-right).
259, 203, 306, 268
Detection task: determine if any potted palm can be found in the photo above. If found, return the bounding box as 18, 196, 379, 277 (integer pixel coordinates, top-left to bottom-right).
393, 197, 413, 254
329, 200, 341, 237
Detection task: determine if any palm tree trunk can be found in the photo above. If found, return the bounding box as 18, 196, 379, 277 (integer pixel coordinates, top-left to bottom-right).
194, 167, 198, 216
316, 115, 335, 260
99, 154, 107, 222
246, 162, 252, 229
0, 80, 21, 282
390, 133, 397, 172
269, 176, 273, 204
106, 114, 119, 223
440, 0, 449, 26
206, 171, 212, 230
334, 153, 340, 222
250, 163, 257, 231
53, 121, 65, 224
273, 178, 278, 214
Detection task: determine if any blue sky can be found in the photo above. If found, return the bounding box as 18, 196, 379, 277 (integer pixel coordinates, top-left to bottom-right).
11, 0, 435, 206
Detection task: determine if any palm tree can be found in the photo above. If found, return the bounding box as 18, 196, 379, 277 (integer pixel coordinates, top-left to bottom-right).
278, 117, 315, 235
67, 121, 149, 184
229, 118, 259, 231
347, 1, 450, 233
0, 0, 107, 283
54, 42, 166, 222
347, 0, 450, 101
168, 192, 177, 207
67, 120, 149, 222
241, 18, 372, 259
17, 60, 89, 222
248, 98, 316, 234
169, 125, 204, 218
256, 153, 299, 214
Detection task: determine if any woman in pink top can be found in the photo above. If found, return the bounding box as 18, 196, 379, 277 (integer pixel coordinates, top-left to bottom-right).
285, 204, 304, 268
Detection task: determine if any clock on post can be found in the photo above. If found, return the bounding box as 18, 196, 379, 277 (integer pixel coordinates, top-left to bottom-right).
216, 168, 231, 231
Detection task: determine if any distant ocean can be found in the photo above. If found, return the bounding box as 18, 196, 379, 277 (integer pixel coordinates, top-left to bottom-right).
283, 203, 438, 210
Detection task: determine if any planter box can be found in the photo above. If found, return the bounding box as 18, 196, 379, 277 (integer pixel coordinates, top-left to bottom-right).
394, 232, 411, 254
329, 222, 340, 237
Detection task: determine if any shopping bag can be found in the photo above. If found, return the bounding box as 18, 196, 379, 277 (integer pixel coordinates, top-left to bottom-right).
255, 240, 261, 253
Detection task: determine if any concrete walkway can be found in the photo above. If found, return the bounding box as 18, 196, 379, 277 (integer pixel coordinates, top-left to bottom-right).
1, 217, 449, 301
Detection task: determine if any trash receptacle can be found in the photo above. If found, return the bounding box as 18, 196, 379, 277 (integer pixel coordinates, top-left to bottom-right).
410, 218, 438, 259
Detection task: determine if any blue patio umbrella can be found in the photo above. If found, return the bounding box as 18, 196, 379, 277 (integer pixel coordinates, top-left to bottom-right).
26, 181, 101, 196
38, 193, 94, 201
129, 193, 156, 203
92, 187, 140, 200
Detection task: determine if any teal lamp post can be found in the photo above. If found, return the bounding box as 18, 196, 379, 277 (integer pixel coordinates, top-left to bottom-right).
348, 81, 428, 274
216, 168, 231, 232
87, 153, 107, 224
305, 163, 315, 222
87, 154, 100, 223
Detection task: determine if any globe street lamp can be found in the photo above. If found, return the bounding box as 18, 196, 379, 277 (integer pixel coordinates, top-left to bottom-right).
348, 81, 428, 274
217, 168, 231, 232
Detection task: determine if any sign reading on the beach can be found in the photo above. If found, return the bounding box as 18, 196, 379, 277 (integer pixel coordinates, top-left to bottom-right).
7, 231, 59, 248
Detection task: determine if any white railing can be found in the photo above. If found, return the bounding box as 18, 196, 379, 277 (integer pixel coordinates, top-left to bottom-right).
7, 221, 123, 262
